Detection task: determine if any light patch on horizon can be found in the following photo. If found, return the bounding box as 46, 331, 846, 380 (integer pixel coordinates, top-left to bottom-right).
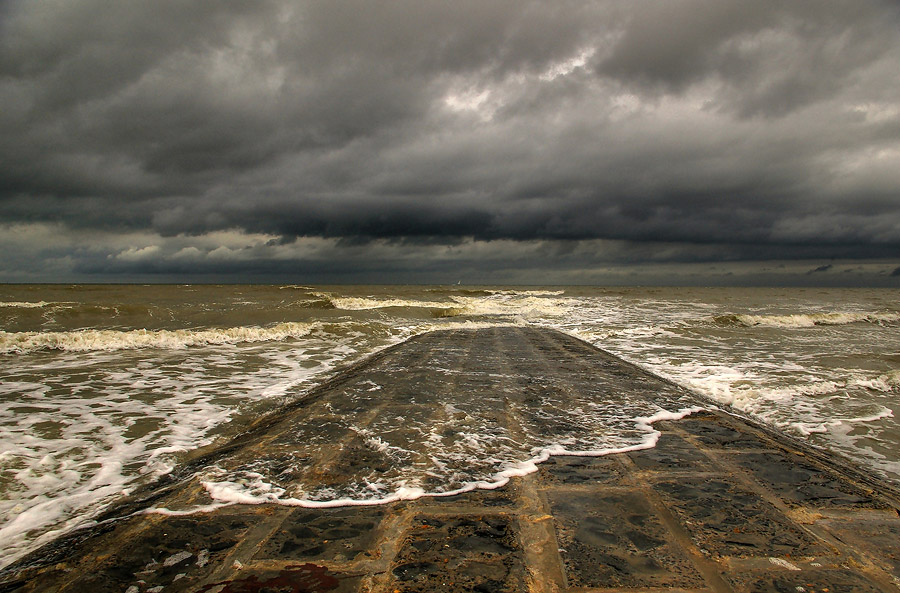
172, 246, 204, 260
113, 245, 161, 262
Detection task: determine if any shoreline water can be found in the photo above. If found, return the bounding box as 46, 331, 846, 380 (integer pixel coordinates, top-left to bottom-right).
4, 327, 899, 593
1, 285, 898, 569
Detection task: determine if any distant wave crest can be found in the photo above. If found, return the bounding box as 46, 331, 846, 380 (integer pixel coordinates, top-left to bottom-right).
486, 289, 565, 296
0, 322, 317, 354
425, 288, 565, 297
294, 296, 337, 310
324, 295, 455, 311
714, 311, 900, 328
0, 301, 58, 308
315, 291, 572, 320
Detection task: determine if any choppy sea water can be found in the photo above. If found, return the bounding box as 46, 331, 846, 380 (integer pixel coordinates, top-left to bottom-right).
1, 284, 898, 567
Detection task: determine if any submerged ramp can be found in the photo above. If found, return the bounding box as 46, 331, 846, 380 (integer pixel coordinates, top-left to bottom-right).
3, 327, 900, 593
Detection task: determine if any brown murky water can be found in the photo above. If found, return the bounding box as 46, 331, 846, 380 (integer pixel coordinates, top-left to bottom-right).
1, 284, 898, 567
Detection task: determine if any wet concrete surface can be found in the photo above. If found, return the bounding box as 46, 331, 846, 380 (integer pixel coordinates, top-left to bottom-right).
3, 327, 900, 593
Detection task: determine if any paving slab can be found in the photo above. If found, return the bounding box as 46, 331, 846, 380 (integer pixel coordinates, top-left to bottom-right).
389, 515, 526, 593
725, 567, 886, 593
628, 432, 715, 472
548, 489, 705, 589
730, 451, 889, 509
254, 507, 387, 563
652, 476, 826, 559
538, 455, 628, 486
2, 327, 899, 593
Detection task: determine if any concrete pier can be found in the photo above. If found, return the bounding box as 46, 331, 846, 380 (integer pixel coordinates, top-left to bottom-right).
2, 327, 899, 592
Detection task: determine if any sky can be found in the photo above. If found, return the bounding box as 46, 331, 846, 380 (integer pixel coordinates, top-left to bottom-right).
1, 0, 900, 285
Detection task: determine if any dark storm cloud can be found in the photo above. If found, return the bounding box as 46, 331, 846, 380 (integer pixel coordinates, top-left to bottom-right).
596, 0, 895, 118
1, 0, 900, 282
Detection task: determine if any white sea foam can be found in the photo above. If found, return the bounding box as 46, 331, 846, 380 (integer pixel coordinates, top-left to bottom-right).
850, 370, 900, 392
317, 292, 575, 321
4, 285, 900, 570
321, 295, 453, 310
449, 295, 576, 319
543, 293, 900, 486
484, 289, 566, 296
731, 311, 900, 328
150, 406, 705, 514
0, 328, 371, 569
593, 347, 897, 439
0, 301, 60, 308
0, 322, 317, 354
788, 407, 894, 436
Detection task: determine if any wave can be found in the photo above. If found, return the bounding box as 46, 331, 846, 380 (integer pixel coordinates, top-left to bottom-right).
449, 296, 574, 318
851, 370, 900, 392
714, 311, 900, 328
148, 406, 704, 513
316, 294, 472, 317
0, 301, 60, 308
485, 289, 565, 296
0, 322, 318, 354
325, 296, 455, 310
314, 295, 479, 318
431, 307, 470, 318
788, 407, 895, 437
425, 288, 565, 297
294, 297, 336, 310
316, 293, 574, 321
425, 288, 495, 297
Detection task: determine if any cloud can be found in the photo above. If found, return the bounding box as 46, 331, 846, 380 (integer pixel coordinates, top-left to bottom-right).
113, 245, 160, 262
596, 1, 899, 118
1, 1, 900, 283
2, 222, 898, 285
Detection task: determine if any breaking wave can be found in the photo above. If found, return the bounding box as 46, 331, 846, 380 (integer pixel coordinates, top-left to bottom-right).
851, 370, 900, 392
425, 288, 566, 297
0, 322, 318, 354
0, 301, 60, 308
294, 296, 337, 309
485, 289, 565, 296
323, 296, 455, 311
174, 407, 705, 512
314, 292, 575, 320
714, 311, 900, 328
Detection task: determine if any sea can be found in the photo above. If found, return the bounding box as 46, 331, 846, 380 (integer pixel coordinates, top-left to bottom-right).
1, 284, 898, 568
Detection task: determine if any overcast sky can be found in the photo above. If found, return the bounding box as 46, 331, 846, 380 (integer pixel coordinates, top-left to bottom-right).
2, 0, 899, 285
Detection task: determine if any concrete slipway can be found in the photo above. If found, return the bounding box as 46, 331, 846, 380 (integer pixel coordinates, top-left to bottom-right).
2, 328, 899, 593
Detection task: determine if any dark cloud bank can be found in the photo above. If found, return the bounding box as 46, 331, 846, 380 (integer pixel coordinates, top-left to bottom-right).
1, 0, 899, 284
